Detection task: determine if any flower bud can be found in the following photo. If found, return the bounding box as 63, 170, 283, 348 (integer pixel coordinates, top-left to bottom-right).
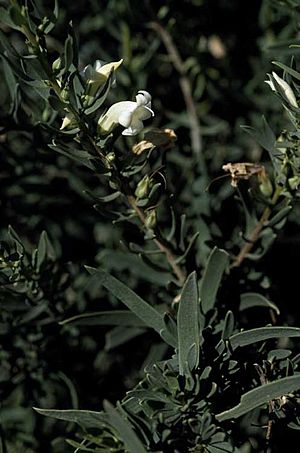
84, 59, 123, 96
259, 177, 273, 198
81, 94, 94, 108
265, 71, 298, 108
52, 57, 62, 72
135, 175, 150, 199
60, 113, 75, 130
106, 152, 116, 163
288, 176, 300, 191
60, 89, 69, 101
145, 210, 157, 229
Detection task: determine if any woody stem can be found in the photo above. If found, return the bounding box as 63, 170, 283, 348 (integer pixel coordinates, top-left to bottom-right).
127, 195, 186, 285
231, 186, 282, 268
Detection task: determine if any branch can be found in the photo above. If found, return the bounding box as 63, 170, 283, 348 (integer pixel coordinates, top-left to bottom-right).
231, 186, 283, 268
127, 195, 186, 285
149, 21, 203, 159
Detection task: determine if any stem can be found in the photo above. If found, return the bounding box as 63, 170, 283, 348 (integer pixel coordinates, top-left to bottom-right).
21, 23, 108, 166
231, 186, 283, 268
21, 18, 186, 284
149, 21, 203, 161
127, 195, 186, 285
255, 365, 275, 453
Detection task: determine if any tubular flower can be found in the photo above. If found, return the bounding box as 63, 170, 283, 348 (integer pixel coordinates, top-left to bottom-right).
84, 59, 123, 95
98, 90, 154, 136
60, 113, 75, 130
265, 71, 298, 108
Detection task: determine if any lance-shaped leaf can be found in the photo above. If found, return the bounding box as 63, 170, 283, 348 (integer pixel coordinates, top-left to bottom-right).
240, 293, 280, 315
178, 271, 200, 376
272, 61, 300, 82
228, 326, 300, 350
34, 408, 107, 429
199, 247, 229, 314
242, 117, 279, 171
60, 310, 147, 327
216, 375, 300, 421
103, 401, 148, 453
85, 267, 169, 341
105, 326, 146, 350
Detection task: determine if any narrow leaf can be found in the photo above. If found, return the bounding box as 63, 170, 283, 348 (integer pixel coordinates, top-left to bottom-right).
60, 310, 147, 327
216, 375, 300, 421
34, 408, 107, 429
199, 247, 229, 314
240, 293, 280, 315
63, 35, 73, 72
85, 267, 166, 337
242, 117, 278, 170
103, 401, 148, 453
105, 326, 145, 350
268, 205, 292, 228
178, 271, 200, 375
272, 61, 300, 82
229, 326, 300, 350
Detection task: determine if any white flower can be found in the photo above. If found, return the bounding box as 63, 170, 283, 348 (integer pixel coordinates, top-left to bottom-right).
83, 59, 123, 95
265, 71, 298, 108
98, 90, 154, 136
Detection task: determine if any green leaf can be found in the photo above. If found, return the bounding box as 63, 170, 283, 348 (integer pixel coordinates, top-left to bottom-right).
36, 231, 55, 269
272, 60, 300, 82
160, 313, 178, 348
0, 7, 20, 29
84, 73, 113, 115
221, 311, 235, 340
175, 232, 200, 264
33, 408, 107, 429
95, 192, 121, 203
179, 214, 187, 250
228, 326, 300, 350
103, 401, 148, 453
21, 56, 48, 81
199, 247, 229, 314
105, 326, 145, 350
1, 55, 17, 102
216, 375, 300, 421
9, 4, 25, 27
240, 293, 280, 315
48, 95, 67, 113
85, 267, 167, 340
268, 205, 292, 228
8, 225, 24, 253
178, 271, 200, 376
60, 310, 147, 327
242, 117, 278, 171
98, 249, 172, 285
63, 35, 74, 72
17, 303, 47, 325
127, 389, 170, 404
49, 143, 94, 170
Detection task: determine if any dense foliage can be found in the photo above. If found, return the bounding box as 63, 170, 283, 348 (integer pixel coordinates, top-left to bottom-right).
2, 1, 300, 452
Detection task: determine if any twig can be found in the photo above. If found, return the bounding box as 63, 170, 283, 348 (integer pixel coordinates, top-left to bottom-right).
231, 186, 282, 268
149, 21, 203, 159
21, 23, 109, 167
21, 18, 186, 285
255, 365, 275, 453
127, 195, 186, 285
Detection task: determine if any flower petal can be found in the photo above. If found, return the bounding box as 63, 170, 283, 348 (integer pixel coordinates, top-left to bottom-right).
265, 79, 275, 91
95, 59, 123, 79
60, 113, 74, 130
136, 105, 154, 121
118, 110, 133, 128
122, 119, 144, 136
